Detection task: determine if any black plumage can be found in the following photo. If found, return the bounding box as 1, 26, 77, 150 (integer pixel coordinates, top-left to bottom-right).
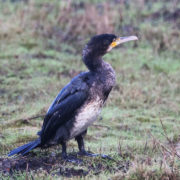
8, 34, 137, 159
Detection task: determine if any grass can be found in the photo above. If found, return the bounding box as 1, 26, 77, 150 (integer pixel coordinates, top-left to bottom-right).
0, 0, 180, 179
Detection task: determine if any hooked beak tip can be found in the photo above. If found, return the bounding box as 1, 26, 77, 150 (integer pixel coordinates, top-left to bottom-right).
107, 35, 138, 52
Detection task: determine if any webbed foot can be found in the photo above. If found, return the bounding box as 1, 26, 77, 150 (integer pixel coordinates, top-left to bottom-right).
61, 141, 83, 164
62, 153, 83, 164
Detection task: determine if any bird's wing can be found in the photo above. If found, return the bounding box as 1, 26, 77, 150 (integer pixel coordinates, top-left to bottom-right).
40, 74, 89, 143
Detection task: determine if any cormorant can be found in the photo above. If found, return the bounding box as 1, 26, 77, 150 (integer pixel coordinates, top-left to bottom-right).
8, 34, 138, 160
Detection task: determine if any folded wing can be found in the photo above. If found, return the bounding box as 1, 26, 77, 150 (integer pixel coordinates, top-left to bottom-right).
40, 74, 89, 144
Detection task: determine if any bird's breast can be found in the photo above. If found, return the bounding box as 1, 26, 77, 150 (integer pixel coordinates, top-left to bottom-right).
69, 96, 103, 138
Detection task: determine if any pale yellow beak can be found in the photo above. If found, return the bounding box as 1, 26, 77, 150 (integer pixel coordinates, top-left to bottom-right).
107, 36, 138, 52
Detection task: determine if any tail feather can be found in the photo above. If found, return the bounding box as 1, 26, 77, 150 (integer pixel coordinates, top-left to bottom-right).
8, 139, 40, 156
21, 141, 40, 155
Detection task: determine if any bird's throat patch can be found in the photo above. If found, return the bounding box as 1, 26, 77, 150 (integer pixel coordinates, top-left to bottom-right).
110, 41, 117, 48
107, 40, 118, 52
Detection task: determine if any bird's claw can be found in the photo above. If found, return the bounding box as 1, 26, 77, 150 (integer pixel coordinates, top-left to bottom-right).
62, 154, 83, 164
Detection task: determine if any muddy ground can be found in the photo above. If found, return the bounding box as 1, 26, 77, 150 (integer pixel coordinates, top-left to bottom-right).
0, 152, 129, 178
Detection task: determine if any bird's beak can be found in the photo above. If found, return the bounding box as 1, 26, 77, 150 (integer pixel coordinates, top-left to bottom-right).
107, 36, 138, 52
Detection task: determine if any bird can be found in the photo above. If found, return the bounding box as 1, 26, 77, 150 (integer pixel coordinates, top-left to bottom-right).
8, 34, 138, 161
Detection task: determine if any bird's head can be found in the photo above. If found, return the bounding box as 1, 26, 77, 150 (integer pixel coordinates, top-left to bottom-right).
82, 34, 138, 71
83, 34, 138, 58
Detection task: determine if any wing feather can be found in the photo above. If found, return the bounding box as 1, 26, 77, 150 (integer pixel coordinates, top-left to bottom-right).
40, 73, 89, 143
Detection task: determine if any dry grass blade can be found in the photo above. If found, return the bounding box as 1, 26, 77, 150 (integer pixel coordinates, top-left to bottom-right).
148, 130, 180, 160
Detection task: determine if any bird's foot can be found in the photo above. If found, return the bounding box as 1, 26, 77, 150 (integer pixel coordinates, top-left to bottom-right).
61, 153, 83, 164
78, 150, 113, 160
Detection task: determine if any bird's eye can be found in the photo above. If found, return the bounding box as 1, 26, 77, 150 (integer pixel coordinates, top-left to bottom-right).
103, 40, 109, 45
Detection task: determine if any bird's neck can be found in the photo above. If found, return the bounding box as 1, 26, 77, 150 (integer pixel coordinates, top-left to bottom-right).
82, 45, 104, 72
82, 45, 116, 89
83, 54, 103, 72
83, 53, 116, 101
85, 58, 104, 72
82, 47, 116, 91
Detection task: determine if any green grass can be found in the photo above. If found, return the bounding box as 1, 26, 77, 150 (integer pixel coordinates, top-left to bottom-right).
0, 0, 180, 179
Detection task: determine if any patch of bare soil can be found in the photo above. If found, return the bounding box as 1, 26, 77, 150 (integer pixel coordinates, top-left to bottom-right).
0, 152, 129, 177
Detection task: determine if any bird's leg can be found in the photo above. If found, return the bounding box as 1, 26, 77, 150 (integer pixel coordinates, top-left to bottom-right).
61, 141, 82, 164
76, 134, 86, 154
61, 141, 67, 159
75, 130, 112, 160
76, 134, 97, 157
76, 133, 113, 160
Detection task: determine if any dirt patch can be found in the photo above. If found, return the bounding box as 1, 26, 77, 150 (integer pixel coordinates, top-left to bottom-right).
0, 152, 129, 177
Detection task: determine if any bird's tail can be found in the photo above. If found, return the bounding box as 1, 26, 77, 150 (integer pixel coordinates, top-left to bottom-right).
8, 139, 40, 156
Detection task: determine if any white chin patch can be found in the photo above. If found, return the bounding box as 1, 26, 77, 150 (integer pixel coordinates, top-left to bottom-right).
107, 46, 113, 52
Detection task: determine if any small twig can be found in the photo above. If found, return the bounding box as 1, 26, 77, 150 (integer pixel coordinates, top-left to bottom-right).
25, 163, 29, 180
159, 118, 173, 146
12, 114, 45, 122
148, 130, 180, 159
43, 162, 54, 166
143, 139, 148, 153
12, 115, 110, 131
92, 124, 110, 130
159, 118, 178, 171
159, 118, 180, 158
